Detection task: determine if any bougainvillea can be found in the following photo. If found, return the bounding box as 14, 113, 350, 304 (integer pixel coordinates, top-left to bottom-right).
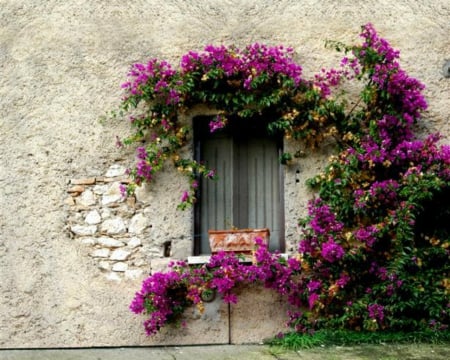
116, 40, 345, 207
126, 23, 449, 336
299, 23, 449, 332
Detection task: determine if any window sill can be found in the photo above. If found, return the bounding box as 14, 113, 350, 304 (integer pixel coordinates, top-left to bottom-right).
187, 253, 288, 265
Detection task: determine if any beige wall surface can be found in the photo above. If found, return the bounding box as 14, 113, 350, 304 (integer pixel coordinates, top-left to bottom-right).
1, 0, 449, 348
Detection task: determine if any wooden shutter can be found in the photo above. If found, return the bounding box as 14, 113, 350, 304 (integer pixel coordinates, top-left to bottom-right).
195, 118, 284, 254
235, 137, 282, 252
199, 136, 234, 254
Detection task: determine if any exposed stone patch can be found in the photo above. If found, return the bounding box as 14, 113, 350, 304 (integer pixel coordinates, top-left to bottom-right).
127, 237, 142, 249
66, 165, 165, 280
105, 164, 127, 178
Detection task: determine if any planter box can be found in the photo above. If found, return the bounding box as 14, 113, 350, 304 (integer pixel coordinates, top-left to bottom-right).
208, 228, 270, 254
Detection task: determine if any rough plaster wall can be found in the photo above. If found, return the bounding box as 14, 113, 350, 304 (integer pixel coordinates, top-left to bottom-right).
0, 0, 448, 348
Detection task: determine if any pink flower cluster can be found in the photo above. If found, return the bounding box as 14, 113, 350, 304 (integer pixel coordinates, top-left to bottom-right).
209, 114, 227, 133
299, 198, 344, 261
122, 59, 178, 100
181, 43, 303, 90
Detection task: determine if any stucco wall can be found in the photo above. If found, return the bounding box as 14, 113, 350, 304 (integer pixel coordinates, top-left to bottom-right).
1, 0, 449, 348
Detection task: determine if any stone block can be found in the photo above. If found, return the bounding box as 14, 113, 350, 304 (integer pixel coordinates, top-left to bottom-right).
80, 237, 97, 245
128, 213, 149, 234
105, 272, 122, 281
105, 164, 127, 178
98, 261, 110, 270
102, 182, 124, 206
85, 210, 101, 225
67, 185, 85, 194
134, 183, 153, 203
110, 249, 131, 261
127, 237, 142, 249
64, 196, 76, 206
124, 269, 144, 280
90, 249, 110, 258
97, 236, 124, 248
70, 177, 96, 185
101, 218, 127, 235
112, 262, 128, 272
92, 184, 109, 195
71, 224, 97, 236
76, 189, 97, 207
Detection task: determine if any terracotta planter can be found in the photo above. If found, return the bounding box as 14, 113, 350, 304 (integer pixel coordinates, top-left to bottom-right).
208, 228, 270, 254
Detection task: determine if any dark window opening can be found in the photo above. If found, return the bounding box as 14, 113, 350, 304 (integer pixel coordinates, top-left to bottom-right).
194, 116, 285, 254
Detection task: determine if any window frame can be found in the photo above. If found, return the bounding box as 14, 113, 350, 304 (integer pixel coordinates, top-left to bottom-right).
193, 116, 285, 255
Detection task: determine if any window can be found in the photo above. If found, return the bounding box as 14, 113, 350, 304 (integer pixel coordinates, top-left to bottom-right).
194, 116, 285, 254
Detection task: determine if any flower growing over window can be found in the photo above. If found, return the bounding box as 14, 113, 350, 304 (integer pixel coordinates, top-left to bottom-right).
113, 39, 345, 207
209, 115, 227, 133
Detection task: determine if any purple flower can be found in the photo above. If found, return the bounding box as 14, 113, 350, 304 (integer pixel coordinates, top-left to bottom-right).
136, 160, 153, 181
129, 293, 145, 314
223, 293, 238, 304
308, 293, 319, 310
119, 184, 128, 198
206, 169, 216, 179
320, 240, 344, 263
307, 280, 322, 293
353, 226, 378, 247
181, 191, 189, 202
209, 115, 227, 133
368, 303, 385, 321
336, 274, 350, 288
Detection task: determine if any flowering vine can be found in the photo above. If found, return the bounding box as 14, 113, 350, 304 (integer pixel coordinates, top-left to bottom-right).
116, 42, 344, 207
299, 23, 449, 333
126, 24, 449, 336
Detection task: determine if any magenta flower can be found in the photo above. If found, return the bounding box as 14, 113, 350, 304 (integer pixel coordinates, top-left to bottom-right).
336, 274, 350, 288
119, 184, 128, 198
181, 191, 189, 202
320, 239, 344, 263
308, 293, 319, 310
307, 280, 322, 293
368, 303, 385, 322
206, 169, 216, 179
209, 115, 227, 133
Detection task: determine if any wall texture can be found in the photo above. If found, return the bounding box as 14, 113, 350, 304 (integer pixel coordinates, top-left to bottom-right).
1, 0, 449, 348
